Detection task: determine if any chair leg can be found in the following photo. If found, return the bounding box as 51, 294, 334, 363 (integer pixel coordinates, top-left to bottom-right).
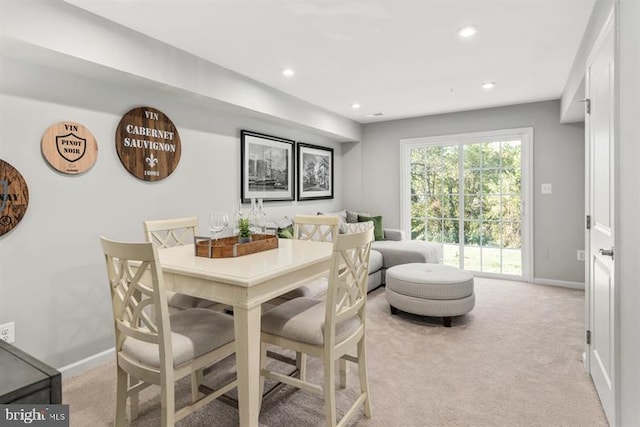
358, 338, 372, 418
339, 358, 347, 388
128, 375, 139, 421
296, 352, 307, 381
160, 377, 175, 427
115, 366, 128, 427
191, 370, 203, 402
324, 357, 337, 427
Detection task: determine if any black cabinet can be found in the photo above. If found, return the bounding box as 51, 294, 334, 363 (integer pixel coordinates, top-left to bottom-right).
0, 340, 61, 404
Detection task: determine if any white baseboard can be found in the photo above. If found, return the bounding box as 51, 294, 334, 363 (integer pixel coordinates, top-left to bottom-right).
532, 278, 585, 290
59, 347, 115, 380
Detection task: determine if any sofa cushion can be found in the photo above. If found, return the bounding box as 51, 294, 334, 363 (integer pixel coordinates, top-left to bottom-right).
369, 249, 383, 275
367, 270, 382, 293
341, 220, 373, 235
346, 210, 370, 223
382, 228, 405, 241
371, 240, 443, 268
274, 216, 294, 239
358, 215, 384, 241
318, 210, 352, 234
278, 225, 294, 239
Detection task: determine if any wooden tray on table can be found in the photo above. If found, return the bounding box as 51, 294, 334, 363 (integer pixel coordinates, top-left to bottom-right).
194, 234, 278, 258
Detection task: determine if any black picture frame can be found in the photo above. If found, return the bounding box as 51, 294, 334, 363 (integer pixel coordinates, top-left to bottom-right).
296, 142, 334, 201
240, 130, 295, 203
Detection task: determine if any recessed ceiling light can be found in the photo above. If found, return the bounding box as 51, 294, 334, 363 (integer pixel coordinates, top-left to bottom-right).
282, 68, 295, 77
364, 113, 384, 118
458, 26, 477, 38
351, 103, 361, 109
482, 81, 496, 90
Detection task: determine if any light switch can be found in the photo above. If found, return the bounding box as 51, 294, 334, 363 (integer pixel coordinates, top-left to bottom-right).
541, 183, 552, 194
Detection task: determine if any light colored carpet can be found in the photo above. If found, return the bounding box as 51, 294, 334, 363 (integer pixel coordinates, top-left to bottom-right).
63, 277, 608, 426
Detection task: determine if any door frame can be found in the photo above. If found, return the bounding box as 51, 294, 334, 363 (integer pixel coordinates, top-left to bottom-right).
584, 7, 619, 425
399, 127, 533, 282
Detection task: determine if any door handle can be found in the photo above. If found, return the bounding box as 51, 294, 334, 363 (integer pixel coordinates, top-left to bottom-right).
599, 248, 614, 260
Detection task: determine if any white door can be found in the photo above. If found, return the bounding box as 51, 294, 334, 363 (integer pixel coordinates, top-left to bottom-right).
586, 14, 616, 426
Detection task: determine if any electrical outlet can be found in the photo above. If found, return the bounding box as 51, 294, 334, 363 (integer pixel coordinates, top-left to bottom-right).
577, 250, 585, 262
0, 322, 15, 343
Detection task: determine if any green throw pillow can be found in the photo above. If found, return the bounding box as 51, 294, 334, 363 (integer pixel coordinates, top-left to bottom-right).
358, 215, 384, 241
278, 225, 294, 239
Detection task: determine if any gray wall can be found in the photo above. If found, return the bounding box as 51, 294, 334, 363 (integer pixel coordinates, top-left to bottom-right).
0, 58, 346, 369
358, 100, 585, 283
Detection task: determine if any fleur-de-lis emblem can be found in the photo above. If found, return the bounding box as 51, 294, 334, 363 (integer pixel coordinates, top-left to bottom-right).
146, 153, 158, 168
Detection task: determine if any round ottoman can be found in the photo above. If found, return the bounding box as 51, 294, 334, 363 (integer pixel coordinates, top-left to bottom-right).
385, 263, 475, 327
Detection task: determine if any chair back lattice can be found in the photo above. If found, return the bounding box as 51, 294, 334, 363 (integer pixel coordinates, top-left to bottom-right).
324, 228, 374, 342
293, 215, 339, 242
100, 238, 171, 354
144, 217, 198, 249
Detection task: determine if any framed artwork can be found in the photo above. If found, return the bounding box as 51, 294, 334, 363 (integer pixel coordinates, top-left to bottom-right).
297, 142, 334, 201
240, 130, 295, 203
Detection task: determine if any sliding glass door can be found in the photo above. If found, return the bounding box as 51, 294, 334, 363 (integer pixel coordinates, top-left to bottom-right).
401, 129, 532, 280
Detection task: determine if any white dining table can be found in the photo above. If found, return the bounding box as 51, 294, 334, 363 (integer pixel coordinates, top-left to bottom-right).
157, 239, 333, 427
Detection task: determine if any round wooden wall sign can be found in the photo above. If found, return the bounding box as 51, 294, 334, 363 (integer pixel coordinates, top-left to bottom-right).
0, 159, 29, 237
115, 107, 181, 181
41, 121, 98, 174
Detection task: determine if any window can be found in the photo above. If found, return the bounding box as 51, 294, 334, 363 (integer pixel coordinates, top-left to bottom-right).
400, 128, 532, 280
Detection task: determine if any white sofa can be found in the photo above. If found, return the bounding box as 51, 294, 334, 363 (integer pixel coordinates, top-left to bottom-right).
311, 210, 444, 292
366, 228, 443, 292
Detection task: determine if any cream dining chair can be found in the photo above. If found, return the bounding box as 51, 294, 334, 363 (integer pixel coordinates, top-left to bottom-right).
260, 228, 374, 427
100, 237, 237, 426
278, 214, 340, 301
143, 217, 217, 312
271, 214, 341, 380
293, 214, 340, 242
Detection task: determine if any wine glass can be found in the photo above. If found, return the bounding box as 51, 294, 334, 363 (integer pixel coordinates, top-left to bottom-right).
209, 211, 229, 243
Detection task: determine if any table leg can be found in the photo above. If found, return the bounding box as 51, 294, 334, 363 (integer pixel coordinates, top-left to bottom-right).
234, 305, 262, 427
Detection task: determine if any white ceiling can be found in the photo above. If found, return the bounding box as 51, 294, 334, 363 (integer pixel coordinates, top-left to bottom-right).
65, 0, 595, 124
